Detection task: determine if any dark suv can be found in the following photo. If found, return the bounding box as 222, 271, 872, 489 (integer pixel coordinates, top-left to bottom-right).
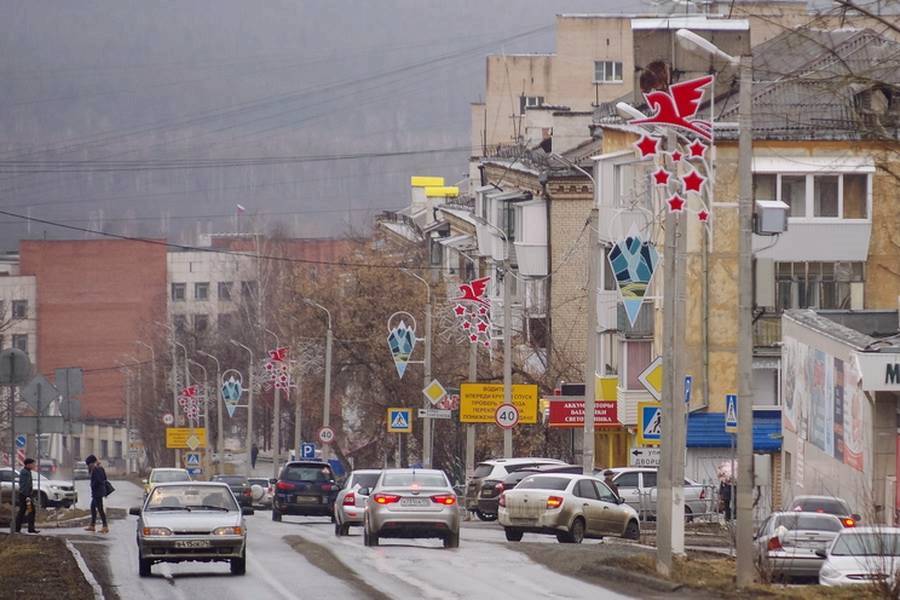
211, 474, 253, 508
271, 461, 339, 522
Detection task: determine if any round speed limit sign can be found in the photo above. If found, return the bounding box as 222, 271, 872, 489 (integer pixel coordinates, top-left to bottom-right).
494, 404, 519, 429
162, 413, 174, 426
317, 426, 336, 445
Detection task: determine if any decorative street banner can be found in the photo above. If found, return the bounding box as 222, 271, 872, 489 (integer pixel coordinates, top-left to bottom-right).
451, 276, 492, 347
264, 347, 290, 391
387, 319, 416, 378
177, 385, 202, 421
607, 234, 659, 327
221, 370, 243, 418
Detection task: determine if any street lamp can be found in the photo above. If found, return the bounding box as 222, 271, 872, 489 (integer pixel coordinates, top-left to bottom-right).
230, 340, 256, 472
115, 361, 134, 476
197, 350, 223, 475
401, 269, 434, 468
155, 321, 182, 468
675, 28, 754, 586
187, 359, 210, 466
265, 327, 283, 477
303, 299, 333, 461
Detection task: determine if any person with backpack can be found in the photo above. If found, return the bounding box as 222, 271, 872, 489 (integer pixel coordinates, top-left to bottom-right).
84, 455, 110, 533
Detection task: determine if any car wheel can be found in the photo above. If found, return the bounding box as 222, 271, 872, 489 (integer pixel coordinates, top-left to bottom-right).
138, 554, 152, 578
558, 518, 585, 544
272, 508, 282, 522
475, 509, 497, 522
363, 523, 379, 547
504, 528, 524, 542
684, 505, 694, 523
340, 522, 350, 536
444, 531, 460, 549
334, 521, 343, 536
624, 519, 640, 540
230, 548, 246, 575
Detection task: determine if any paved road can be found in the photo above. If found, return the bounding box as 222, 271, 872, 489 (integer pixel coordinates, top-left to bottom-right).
60, 479, 637, 599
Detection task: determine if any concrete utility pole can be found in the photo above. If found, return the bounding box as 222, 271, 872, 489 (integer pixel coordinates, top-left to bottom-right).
304, 300, 333, 462
198, 351, 223, 475
736, 53, 755, 587
230, 340, 255, 472
582, 208, 599, 475
465, 341, 477, 479
169, 330, 180, 468
265, 328, 280, 478
502, 234, 513, 458
188, 359, 210, 475
403, 270, 433, 468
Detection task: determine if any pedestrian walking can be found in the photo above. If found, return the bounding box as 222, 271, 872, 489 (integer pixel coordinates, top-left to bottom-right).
603, 470, 619, 496
85, 455, 109, 533
719, 479, 734, 521
14, 458, 39, 534
251, 444, 259, 469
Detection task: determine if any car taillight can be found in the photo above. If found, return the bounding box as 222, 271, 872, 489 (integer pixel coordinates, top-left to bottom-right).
546, 496, 564, 509
372, 493, 401, 505
321, 483, 335, 492
699, 488, 706, 500
276, 481, 295, 491
767, 537, 783, 551
841, 517, 856, 527
343, 492, 356, 506
430, 494, 456, 506
498, 493, 506, 508
243, 488, 252, 496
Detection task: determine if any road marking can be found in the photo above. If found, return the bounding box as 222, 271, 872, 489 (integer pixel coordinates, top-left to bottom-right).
64, 539, 105, 600
247, 555, 302, 599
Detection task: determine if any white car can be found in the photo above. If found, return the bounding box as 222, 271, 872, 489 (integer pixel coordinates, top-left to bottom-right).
819, 527, 900, 586
0, 467, 78, 508
334, 469, 381, 536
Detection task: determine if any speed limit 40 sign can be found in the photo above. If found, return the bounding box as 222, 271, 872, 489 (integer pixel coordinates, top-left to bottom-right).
317, 426, 336, 445
495, 404, 519, 429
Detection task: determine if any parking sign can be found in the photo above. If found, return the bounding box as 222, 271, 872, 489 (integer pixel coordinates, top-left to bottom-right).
301, 443, 316, 459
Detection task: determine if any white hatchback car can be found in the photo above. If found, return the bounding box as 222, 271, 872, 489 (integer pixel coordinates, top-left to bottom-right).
819, 527, 900, 586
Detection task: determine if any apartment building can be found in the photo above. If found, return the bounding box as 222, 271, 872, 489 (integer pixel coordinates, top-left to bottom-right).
0, 256, 37, 365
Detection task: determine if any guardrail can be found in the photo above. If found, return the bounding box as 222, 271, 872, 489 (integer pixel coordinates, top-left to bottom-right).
633, 484, 722, 523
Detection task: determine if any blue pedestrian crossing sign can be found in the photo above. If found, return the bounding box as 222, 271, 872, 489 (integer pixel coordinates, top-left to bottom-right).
187, 467, 202, 476
725, 394, 738, 433
185, 452, 201, 467
301, 442, 316, 459
387, 407, 413, 433
637, 402, 661, 446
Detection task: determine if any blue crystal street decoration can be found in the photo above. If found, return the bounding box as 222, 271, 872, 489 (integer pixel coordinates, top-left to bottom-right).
607, 235, 660, 327
387, 320, 416, 379
221, 374, 243, 418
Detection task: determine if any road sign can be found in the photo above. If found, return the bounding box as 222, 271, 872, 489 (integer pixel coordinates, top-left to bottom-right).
14, 416, 65, 434
0, 348, 31, 384
637, 357, 663, 401
162, 413, 174, 426
422, 379, 447, 406
185, 452, 201, 467
15, 435, 26, 449
459, 383, 538, 424
637, 402, 662, 446
418, 408, 451, 419
494, 404, 519, 429
318, 426, 336, 445
300, 442, 316, 459
21, 374, 59, 414
166, 427, 207, 449
684, 375, 693, 404
387, 408, 413, 433
55, 367, 84, 397
187, 467, 202, 477
629, 447, 661, 467
725, 394, 738, 433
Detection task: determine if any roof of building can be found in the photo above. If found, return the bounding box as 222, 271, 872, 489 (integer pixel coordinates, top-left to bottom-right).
784, 309, 900, 351
687, 409, 782, 451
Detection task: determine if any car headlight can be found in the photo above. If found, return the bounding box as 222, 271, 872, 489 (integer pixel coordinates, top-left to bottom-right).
212, 526, 243, 536
142, 527, 173, 536
819, 564, 839, 579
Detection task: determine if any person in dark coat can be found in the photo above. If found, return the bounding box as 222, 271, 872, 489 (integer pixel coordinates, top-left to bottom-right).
719, 479, 734, 521
15, 458, 39, 533
603, 470, 619, 496
85, 455, 109, 533
251, 444, 259, 469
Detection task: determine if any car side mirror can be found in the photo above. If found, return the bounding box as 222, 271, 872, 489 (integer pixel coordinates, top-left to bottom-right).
852, 514, 862, 522
815, 549, 827, 559
141, 479, 148, 485
129, 506, 142, 516
617, 496, 626, 505
357, 488, 370, 496
269, 478, 278, 485
241, 506, 255, 516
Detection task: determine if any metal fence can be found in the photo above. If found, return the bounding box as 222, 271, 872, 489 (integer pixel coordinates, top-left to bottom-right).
632, 483, 774, 526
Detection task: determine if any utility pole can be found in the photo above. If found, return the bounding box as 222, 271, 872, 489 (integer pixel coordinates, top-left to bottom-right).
294, 375, 302, 460
465, 341, 477, 480
736, 53, 755, 587
265, 329, 280, 478
502, 234, 513, 458
582, 208, 599, 474
672, 128, 688, 554
198, 351, 223, 475
230, 340, 255, 472
323, 320, 333, 462
170, 331, 180, 468
403, 270, 433, 468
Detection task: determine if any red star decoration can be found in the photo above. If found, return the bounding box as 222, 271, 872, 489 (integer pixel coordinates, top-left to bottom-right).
683, 170, 705, 193
667, 194, 686, 212
454, 304, 466, 316
483, 340, 491, 348
688, 140, 707, 158
697, 210, 710, 222
477, 321, 488, 333
670, 150, 683, 163
635, 135, 659, 158
469, 334, 478, 342
478, 307, 488, 315
462, 321, 471, 330
653, 169, 670, 186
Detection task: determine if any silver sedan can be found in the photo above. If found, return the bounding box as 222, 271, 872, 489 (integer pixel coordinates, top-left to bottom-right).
130, 481, 254, 577
363, 469, 460, 548
334, 469, 381, 536
754, 511, 843, 580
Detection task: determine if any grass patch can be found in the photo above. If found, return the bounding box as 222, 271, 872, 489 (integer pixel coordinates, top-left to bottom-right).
0, 533, 94, 600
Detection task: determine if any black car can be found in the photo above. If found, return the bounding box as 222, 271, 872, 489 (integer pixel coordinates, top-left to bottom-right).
211, 474, 254, 508
271, 461, 339, 522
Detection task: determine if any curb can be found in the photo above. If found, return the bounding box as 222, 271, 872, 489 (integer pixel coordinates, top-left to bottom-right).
582, 564, 684, 593
64, 539, 105, 600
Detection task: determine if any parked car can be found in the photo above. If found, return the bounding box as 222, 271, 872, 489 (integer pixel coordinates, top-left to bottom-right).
248, 477, 273, 509
0, 467, 77, 508
73, 463, 90, 481
334, 469, 381, 536
130, 481, 253, 577
788, 495, 861, 527
211, 474, 253, 508
143, 468, 192, 499
498, 464, 583, 493
498, 473, 639, 544
606, 467, 708, 520
271, 460, 338, 522
37, 459, 58, 477
754, 512, 844, 580
818, 527, 900, 586
465, 458, 567, 521
363, 468, 460, 548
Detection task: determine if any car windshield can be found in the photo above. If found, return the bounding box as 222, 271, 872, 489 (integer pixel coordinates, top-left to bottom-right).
151, 471, 190, 483
214, 476, 247, 486
283, 465, 333, 482
793, 499, 849, 515
831, 533, 900, 556
146, 485, 238, 511
775, 514, 842, 532
351, 473, 380, 489
516, 476, 571, 491
381, 473, 447, 488
473, 464, 493, 478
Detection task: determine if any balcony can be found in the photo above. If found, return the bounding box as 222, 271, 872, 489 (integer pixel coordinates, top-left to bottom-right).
753, 313, 782, 353
616, 302, 654, 339
597, 290, 618, 331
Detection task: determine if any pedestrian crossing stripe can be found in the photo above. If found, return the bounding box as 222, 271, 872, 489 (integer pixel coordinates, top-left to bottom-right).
387, 408, 413, 433
636, 402, 662, 447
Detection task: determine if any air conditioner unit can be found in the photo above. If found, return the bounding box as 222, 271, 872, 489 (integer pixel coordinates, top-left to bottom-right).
754, 200, 789, 235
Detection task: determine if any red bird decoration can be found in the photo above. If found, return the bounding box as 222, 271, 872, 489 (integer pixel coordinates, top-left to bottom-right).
454, 276, 491, 307
630, 75, 714, 140
268, 347, 289, 362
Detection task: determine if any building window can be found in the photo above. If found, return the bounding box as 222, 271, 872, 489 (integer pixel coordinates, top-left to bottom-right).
217, 313, 233, 331
218, 281, 233, 301
113, 441, 123, 459
100, 440, 109, 459
813, 175, 839, 217
843, 174, 867, 218
194, 282, 210, 301
11, 300, 27, 320
594, 60, 623, 83
775, 261, 864, 311
173, 315, 188, 333
519, 95, 544, 113
756, 172, 870, 219
624, 340, 652, 390
194, 314, 209, 332
781, 175, 806, 217
498, 201, 517, 242
430, 241, 442, 266
241, 281, 257, 301
171, 283, 186, 302
12, 334, 27, 354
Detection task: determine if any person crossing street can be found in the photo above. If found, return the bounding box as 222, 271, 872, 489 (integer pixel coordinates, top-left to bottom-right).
14, 458, 39, 534
84, 455, 110, 533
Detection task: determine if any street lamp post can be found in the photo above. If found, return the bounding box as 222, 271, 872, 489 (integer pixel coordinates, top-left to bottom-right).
188, 359, 210, 473
303, 300, 333, 461
265, 328, 282, 478
156, 322, 182, 468
230, 340, 255, 472
197, 351, 223, 475
115, 362, 133, 476
402, 269, 433, 468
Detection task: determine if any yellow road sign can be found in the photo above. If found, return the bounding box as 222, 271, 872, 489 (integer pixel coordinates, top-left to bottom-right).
422, 379, 447, 406
637, 356, 663, 401
460, 383, 538, 424
166, 427, 207, 449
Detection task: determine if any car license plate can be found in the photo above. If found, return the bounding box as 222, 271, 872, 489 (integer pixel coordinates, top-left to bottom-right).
400, 498, 429, 507
174, 540, 211, 549
295, 496, 318, 504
